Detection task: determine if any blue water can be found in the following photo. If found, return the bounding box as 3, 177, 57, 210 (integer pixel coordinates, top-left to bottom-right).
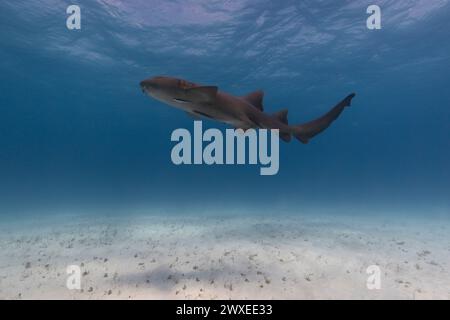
1, 0, 449, 216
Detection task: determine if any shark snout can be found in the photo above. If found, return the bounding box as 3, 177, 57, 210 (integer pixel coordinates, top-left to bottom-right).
140, 76, 184, 98
140, 79, 156, 93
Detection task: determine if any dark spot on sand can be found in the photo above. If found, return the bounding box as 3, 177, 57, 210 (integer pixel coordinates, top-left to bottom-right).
417, 250, 431, 257
304, 274, 313, 282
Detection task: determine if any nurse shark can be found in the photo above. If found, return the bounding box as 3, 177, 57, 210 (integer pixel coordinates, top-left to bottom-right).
140, 76, 355, 143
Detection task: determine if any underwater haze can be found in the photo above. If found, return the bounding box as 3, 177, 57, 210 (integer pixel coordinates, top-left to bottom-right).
1, 0, 449, 217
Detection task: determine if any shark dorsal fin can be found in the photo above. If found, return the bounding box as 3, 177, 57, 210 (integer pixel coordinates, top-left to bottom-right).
242, 90, 264, 111
272, 109, 288, 125
185, 86, 218, 103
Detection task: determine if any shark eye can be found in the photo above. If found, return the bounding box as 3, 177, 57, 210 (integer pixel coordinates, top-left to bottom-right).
178, 80, 194, 89
178, 80, 187, 89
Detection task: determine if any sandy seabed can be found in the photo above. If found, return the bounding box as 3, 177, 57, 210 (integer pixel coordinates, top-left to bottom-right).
0, 212, 449, 300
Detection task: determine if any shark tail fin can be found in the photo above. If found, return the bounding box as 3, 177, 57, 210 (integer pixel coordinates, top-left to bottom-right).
293, 93, 355, 144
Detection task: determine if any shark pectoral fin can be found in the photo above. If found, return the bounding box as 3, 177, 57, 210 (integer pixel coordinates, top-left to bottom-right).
233, 122, 255, 131
242, 90, 264, 111
185, 111, 201, 120
185, 86, 218, 103
234, 126, 251, 133
272, 109, 289, 125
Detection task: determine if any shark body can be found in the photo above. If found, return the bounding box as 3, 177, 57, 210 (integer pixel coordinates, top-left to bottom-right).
140, 76, 355, 143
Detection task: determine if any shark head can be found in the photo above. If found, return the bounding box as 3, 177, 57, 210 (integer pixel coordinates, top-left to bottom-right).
140, 76, 197, 103
140, 76, 219, 107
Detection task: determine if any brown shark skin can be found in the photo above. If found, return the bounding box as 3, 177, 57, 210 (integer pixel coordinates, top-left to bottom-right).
140, 76, 355, 143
